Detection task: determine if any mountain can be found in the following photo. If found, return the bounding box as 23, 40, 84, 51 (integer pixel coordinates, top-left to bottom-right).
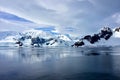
0, 29, 73, 47
0, 27, 120, 47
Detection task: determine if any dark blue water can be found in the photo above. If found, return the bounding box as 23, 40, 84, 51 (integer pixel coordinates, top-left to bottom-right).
0, 46, 120, 80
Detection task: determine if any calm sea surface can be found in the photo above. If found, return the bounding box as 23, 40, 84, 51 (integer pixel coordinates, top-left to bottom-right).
0, 46, 120, 80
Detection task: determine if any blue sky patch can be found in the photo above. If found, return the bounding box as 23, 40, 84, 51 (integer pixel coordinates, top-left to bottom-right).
35, 27, 59, 35
35, 27, 55, 31
0, 11, 32, 22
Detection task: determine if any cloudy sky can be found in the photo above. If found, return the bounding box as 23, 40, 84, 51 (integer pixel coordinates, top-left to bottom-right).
0, 0, 120, 37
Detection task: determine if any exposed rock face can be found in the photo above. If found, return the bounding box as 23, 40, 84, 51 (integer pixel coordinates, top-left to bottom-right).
115, 27, 120, 32
31, 37, 46, 47
99, 27, 113, 40
72, 40, 85, 47
15, 41, 23, 46
72, 27, 113, 47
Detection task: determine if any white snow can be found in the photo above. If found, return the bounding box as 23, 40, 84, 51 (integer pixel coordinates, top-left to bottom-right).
23, 29, 52, 39
57, 35, 72, 41
113, 32, 120, 38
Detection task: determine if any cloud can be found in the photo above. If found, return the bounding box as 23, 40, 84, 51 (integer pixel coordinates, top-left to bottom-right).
0, 18, 52, 32
0, 0, 120, 36
0, 18, 35, 31
0, 11, 55, 32
112, 13, 120, 24
96, 12, 120, 29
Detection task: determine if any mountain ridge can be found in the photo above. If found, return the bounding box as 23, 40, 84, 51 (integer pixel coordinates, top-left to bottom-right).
0, 27, 120, 47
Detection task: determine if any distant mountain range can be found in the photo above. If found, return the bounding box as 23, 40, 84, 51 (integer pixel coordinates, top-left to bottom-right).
0, 29, 74, 47
0, 27, 120, 47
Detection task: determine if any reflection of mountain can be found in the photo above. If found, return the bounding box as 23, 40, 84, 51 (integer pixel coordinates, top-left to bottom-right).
6, 47, 118, 63
17, 48, 77, 63
0, 27, 120, 47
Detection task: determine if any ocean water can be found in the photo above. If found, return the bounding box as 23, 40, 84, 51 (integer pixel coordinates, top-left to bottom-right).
0, 46, 120, 80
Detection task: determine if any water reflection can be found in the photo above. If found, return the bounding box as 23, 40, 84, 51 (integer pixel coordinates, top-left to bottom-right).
0, 46, 120, 80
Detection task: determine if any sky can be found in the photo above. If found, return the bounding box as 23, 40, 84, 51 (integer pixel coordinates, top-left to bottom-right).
0, 0, 120, 37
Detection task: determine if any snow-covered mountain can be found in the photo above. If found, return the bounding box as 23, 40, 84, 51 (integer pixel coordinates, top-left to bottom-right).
72, 27, 120, 47
0, 29, 73, 47
0, 27, 120, 47
98, 27, 120, 46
